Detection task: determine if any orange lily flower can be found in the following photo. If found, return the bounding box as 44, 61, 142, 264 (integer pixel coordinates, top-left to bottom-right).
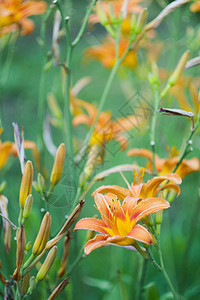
190, 1, 200, 12
127, 148, 199, 178
170, 79, 200, 122
93, 168, 182, 200
72, 99, 140, 149
74, 169, 181, 254
0, 129, 40, 170
85, 36, 137, 69
89, 0, 143, 36
0, 0, 47, 37
74, 191, 170, 255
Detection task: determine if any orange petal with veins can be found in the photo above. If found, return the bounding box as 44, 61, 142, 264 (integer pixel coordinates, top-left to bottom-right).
84, 234, 109, 255
131, 197, 170, 223
93, 186, 132, 199
128, 224, 153, 244
74, 218, 108, 234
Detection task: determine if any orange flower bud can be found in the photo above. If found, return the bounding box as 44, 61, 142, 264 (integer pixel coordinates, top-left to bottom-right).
19, 161, 33, 209
57, 232, 71, 278
50, 143, 65, 187
48, 277, 69, 300
32, 212, 51, 256
13, 225, 26, 281
46, 200, 84, 250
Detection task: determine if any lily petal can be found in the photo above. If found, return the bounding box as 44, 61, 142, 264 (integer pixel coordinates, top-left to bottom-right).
74, 218, 108, 234
94, 193, 113, 228
93, 185, 132, 199
155, 183, 181, 197
122, 196, 138, 215
127, 148, 153, 160
84, 234, 109, 255
131, 197, 170, 223
127, 224, 153, 244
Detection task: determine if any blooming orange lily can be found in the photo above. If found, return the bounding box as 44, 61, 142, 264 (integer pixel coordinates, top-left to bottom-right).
85, 36, 138, 69
72, 98, 140, 149
74, 192, 170, 254
127, 148, 199, 179
93, 168, 182, 200
74, 169, 181, 254
0, 0, 47, 37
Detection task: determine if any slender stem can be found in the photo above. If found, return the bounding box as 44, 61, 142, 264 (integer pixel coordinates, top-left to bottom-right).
157, 239, 178, 300
37, 68, 46, 153
55, 2, 74, 163
0, 212, 17, 230
135, 258, 148, 300
150, 86, 160, 174
23, 254, 35, 271
179, 188, 200, 290
67, 245, 85, 275
147, 248, 162, 272
76, 58, 122, 162
173, 116, 199, 173
72, 0, 98, 47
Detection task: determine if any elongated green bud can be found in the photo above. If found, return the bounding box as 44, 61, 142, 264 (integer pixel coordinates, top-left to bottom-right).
36, 246, 57, 281
32, 212, 51, 256
19, 161, 33, 209
29, 276, 36, 293
50, 144, 65, 187
161, 51, 190, 98
168, 50, 190, 86
136, 8, 147, 34
0, 181, 6, 194
23, 195, 33, 219
38, 173, 46, 193
25, 241, 32, 252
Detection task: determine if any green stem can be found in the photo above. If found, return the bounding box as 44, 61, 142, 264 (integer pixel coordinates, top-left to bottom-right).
173, 116, 200, 173
147, 248, 162, 272
67, 245, 85, 275
135, 258, 148, 300
157, 239, 178, 300
72, 0, 98, 47
179, 188, 200, 290
23, 254, 35, 271
37, 67, 46, 154
150, 86, 160, 174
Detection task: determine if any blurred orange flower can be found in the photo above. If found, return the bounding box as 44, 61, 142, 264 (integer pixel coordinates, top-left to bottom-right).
85, 37, 137, 69
170, 77, 200, 121
72, 99, 140, 149
74, 191, 170, 254
127, 147, 200, 178
0, 129, 40, 170
0, 0, 47, 36
190, 1, 200, 12
93, 168, 182, 199
89, 0, 143, 35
